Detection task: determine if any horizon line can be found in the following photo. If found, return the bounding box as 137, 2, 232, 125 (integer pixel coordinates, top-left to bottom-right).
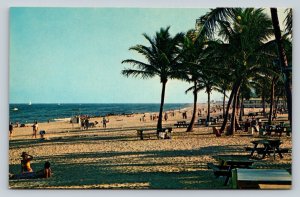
9, 102, 219, 105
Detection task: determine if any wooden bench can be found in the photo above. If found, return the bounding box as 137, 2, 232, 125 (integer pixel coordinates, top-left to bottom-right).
246, 147, 290, 154
174, 121, 189, 128
232, 169, 292, 189
208, 158, 254, 186
245, 140, 290, 160
207, 163, 230, 177
136, 127, 172, 140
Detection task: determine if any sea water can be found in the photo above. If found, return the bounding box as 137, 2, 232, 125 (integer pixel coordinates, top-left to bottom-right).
9, 103, 191, 123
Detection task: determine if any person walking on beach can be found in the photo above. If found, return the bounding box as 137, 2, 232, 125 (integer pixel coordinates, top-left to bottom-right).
32, 121, 38, 138
85, 118, 89, 130
182, 111, 187, 119
103, 117, 107, 128
9, 122, 13, 137
164, 112, 168, 121
80, 118, 85, 130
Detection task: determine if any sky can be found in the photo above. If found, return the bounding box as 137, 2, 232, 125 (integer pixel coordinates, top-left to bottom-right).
9, 7, 286, 104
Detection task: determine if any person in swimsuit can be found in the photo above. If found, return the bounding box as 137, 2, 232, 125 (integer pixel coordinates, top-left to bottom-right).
21, 152, 33, 173
10, 160, 52, 179
32, 121, 38, 138
9, 122, 13, 137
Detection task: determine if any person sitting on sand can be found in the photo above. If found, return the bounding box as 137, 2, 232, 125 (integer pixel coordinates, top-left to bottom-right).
21, 152, 33, 173
10, 161, 52, 180
39, 130, 46, 140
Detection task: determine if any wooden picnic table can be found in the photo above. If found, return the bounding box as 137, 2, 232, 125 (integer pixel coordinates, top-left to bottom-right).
198, 117, 207, 125
233, 168, 292, 189
208, 156, 254, 186
248, 112, 257, 118
249, 139, 288, 160
136, 127, 172, 140
174, 121, 189, 128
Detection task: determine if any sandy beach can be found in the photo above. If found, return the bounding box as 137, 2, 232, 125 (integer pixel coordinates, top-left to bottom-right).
9, 105, 292, 189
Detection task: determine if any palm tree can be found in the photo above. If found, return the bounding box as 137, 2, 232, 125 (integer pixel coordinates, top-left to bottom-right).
214, 73, 232, 118
238, 83, 252, 121
180, 32, 201, 132
252, 75, 272, 117
199, 7, 293, 133
179, 29, 209, 132
200, 8, 274, 135
270, 8, 292, 126
121, 27, 184, 131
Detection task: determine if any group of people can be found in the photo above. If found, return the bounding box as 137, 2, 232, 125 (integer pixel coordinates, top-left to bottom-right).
9, 121, 40, 139
80, 115, 108, 129
141, 112, 172, 122
244, 118, 261, 133
9, 152, 51, 180
80, 116, 90, 130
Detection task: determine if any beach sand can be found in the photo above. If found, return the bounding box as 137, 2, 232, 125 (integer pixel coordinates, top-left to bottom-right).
9, 105, 292, 189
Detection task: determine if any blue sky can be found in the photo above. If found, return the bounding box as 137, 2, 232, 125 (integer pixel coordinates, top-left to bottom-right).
10, 8, 225, 103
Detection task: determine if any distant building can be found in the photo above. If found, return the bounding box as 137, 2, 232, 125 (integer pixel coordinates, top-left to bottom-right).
243, 98, 287, 108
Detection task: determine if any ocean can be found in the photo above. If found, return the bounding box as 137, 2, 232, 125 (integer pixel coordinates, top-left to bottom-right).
9, 103, 192, 123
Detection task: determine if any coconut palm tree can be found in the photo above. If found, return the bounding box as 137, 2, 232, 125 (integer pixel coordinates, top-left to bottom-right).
179, 28, 212, 132
121, 27, 184, 131
270, 8, 292, 126
200, 7, 293, 132
200, 8, 275, 135
213, 73, 232, 118
238, 82, 252, 121
179, 31, 202, 132
251, 75, 272, 117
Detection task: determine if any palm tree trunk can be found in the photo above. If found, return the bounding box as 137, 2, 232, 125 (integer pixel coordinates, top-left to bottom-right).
220, 80, 241, 132
271, 8, 292, 127
274, 95, 280, 115
222, 90, 226, 118
239, 96, 244, 121
187, 81, 197, 132
227, 86, 240, 135
157, 82, 167, 132
236, 93, 240, 121
206, 89, 211, 127
262, 95, 266, 117
268, 77, 277, 124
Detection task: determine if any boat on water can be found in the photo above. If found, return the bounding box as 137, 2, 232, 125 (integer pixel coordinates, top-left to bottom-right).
28, 101, 32, 105
12, 108, 18, 111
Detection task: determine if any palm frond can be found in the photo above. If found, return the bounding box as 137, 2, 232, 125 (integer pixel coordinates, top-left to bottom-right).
284, 8, 292, 35
121, 69, 156, 79
199, 8, 235, 38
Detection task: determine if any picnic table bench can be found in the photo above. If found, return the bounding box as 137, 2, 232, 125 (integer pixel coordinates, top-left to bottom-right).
208, 157, 254, 185
174, 121, 189, 128
232, 168, 292, 189
264, 124, 291, 136
247, 139, 290, 160
248, 112, 257, 118
136, 127, 172, 140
